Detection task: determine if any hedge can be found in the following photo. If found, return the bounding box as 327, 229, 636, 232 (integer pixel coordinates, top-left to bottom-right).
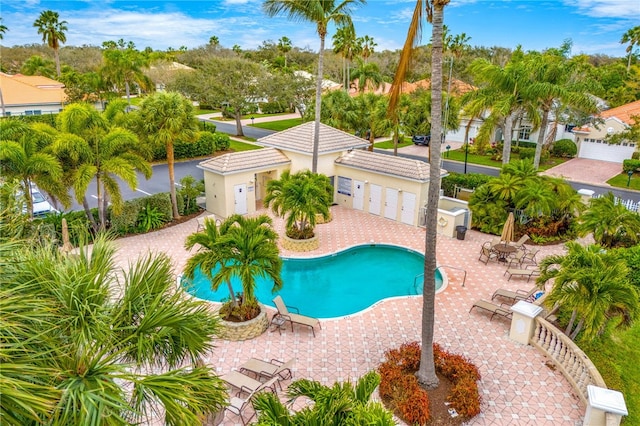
441, 172, 493, 197
110, 193, 173, 235
623, 159, 640, 173
551, 139, 577, 158
152, 131, 218, 161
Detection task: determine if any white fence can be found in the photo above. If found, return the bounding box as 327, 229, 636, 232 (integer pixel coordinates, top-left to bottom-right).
593, 194, 639, 213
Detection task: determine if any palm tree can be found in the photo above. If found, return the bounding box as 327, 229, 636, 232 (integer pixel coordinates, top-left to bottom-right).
264, 170, 333, 240
209, 35, 219, 47
537, 242, 639, 340
577, 192, 640, 248
332, 26, 360, 91
277, 36, 293, 68
0, 17, 8, 40
253, 371, 394, 424
387, 0, 450, 390
54, 102, 152, 230
0, 120, 68, 217
357, 34, 377, 62
351, 58, 384, 94
263, 0, 366, 173
101, 41, 153, 107
183, 214, 283, 321
0, 235, 228, 425
33, 10, 67, 76
20, 55, 56, 78
620, 26, 640, 71
136, 92, 198, 219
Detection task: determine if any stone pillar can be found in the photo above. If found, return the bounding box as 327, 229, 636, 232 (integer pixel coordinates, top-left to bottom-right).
509, 300, 543, 345
583, 385, 628, 426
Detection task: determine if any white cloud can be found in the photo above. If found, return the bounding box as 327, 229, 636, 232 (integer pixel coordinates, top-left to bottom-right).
564, 0, 640, 19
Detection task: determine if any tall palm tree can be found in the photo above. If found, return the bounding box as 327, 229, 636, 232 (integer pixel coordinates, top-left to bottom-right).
0, 17, 8, 40
263, 0, 366, 173
136, 92, 198, 219
357, 34, 377, 62
101, 42, 153, 107
0, 235, 228, 425
33, 10, 67, 76
184, 214, 283, 320
537, 242, 639, 340
54, 102, 152, 230
387, 0, 450, 390
0, 120, 68, 217
577, 192, 640, 248
620, 26, 640, 71
253, 371, 394, 424
351, 58, 384, 94
277, 36, 293, 68
332, 26, 360, 91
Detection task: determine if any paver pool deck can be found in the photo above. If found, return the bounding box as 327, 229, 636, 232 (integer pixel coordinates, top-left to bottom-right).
113, 206, 584, 425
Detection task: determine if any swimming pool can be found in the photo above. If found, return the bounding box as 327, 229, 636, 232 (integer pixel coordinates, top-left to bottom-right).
182, 244, 445, 319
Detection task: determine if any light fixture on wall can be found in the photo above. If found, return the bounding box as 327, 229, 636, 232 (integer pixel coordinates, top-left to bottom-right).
249, 179, 254, 184
398, 188, 403, 192
364, 180, 369, 184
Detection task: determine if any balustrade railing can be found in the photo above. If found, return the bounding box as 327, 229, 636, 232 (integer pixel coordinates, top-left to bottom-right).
530, 316, 606, 406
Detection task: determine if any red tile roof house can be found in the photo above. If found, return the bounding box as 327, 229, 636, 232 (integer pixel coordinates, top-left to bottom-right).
572, 100, 640, 163
0, 72, 67, 118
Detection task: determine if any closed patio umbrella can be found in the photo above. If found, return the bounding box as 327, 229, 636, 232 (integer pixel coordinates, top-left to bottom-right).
500, 212, 515, 243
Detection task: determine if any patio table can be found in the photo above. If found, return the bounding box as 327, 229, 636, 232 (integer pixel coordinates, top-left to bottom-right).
493, 243, 517, 262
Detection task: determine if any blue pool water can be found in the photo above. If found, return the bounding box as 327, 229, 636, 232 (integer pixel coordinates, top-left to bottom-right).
182, 244, 444, 319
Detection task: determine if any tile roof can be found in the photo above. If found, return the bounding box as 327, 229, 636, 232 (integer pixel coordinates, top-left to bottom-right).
335, 149, 446, 181
0, 73, 67, 106
257, 122, 370, 154
197, 147, 291, 175
600, 100, 640, 125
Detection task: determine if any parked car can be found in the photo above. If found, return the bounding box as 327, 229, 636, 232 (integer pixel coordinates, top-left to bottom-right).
412, 135, 431, 146
19, 185, 58, 217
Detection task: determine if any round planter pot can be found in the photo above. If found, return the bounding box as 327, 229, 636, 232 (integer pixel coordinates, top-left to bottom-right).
282, 234, 319, 252
219, 306, 268, 341
315, 211, 332, 224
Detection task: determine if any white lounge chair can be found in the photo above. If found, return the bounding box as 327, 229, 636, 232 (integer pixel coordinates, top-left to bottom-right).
273, 295, 321, 337
239, 357, 294, 382
221, 371, 278, 397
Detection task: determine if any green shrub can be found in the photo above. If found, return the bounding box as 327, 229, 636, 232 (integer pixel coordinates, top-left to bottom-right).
151, 131, 218, 161
623, 159, 640, 173
212, 133, 231, 151
136, 205, 167, 232
178, 176, 204, 215
145, 193, 173, 219
110, 198, 144, 235
632, 151, 639, 160
551, 139, 577, 157
259, 101, 288, 114
441, 173, 493, 197
519, 147, 535, 160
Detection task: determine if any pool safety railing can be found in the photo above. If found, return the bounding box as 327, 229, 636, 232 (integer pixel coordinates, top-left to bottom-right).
436, 265, 467, 287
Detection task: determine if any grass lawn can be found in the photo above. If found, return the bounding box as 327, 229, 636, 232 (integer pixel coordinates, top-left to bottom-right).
196, 108, 219, 115
252, 118, 303, 132
607, 172, 640, 190
229, 139, 261, 152
443, 148, 568, 171
579, 322, 640, 424
374, 138, 413, 149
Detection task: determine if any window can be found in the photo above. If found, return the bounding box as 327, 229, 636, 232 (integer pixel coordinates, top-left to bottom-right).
518, 126, 531, 141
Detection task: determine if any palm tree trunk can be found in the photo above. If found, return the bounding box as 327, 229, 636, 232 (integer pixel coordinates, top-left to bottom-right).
569, 318, 584, 340
502, 113, 515, 164
565, 309, 577, 336
417, 0, 446, 390
125, 81, 131, 108
54, 47, 61, 77
393, 124, 399, 156
96, 178, 106, 231
312, 36, 325, 173
167, 143, 180, 220
227, 281, 239, 308
0, 87, 6, 117
82, 196, 99, 233
533, 107, 550, 169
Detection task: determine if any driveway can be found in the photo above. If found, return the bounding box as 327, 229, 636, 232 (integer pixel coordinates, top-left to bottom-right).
540, 158, 622, 186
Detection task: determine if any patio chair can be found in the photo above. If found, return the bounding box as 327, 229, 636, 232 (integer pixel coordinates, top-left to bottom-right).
503, 266, 541, 282
478, 241, 498, 264
491, 284, 542, 303
469, 300, 513, 321
520, 248, 540, 266
273, 295, 321, 337
508, 234, 530, 250
505, 249, 527, 268
239, 357, 295, 388
225, 381, 277, 426
221, 371, 279, 397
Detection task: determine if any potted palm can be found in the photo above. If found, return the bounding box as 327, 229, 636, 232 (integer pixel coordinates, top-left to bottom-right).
264, 170, 333, 252
183, 214, 283, 340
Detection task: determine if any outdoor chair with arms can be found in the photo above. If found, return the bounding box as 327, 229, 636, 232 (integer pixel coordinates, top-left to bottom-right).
273, 295, 321, 337
479, 241, 498, 264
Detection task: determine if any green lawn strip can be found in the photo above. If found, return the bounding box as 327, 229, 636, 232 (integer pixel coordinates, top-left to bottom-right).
251, 118, 303, 131
443, 149, 568, 171
196, 108, 219, 115
373, 139, 413, 149
579, 323, 640, 424
229, 139, 261, 151
607, 173, 640, 190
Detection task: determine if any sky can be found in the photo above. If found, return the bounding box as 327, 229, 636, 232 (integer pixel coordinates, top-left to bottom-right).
1, 0, 639, 57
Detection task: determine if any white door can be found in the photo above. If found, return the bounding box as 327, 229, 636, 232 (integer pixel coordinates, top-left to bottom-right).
369, 184, 382, 215
234, 184, 247, 215
401, 192, 416, 225
353, 180, 365, 211
384, 188, 398, 220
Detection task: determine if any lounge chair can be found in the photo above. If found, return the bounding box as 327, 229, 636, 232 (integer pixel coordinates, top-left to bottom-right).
503, 267, 540, 282
225, 380, 278, 426
239, 358, 294, 388
509, 234, 530, 250
221, 371, 279, 397
469, 300, 513, 321
479, 241, 498, 264
273, 295, 321, 337
491, 285, 541, 303
520, 248, 540, 266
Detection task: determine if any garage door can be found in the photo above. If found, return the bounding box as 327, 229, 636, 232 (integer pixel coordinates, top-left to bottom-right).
579, 140, 636, 163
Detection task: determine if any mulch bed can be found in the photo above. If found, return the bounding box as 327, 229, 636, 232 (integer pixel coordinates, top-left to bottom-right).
425, 372, 467, 425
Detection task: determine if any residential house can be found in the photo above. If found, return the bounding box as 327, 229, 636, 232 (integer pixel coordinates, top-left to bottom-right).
198, 122, 468, 233
572, 100, 640, 163
0, 72, 66, 117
